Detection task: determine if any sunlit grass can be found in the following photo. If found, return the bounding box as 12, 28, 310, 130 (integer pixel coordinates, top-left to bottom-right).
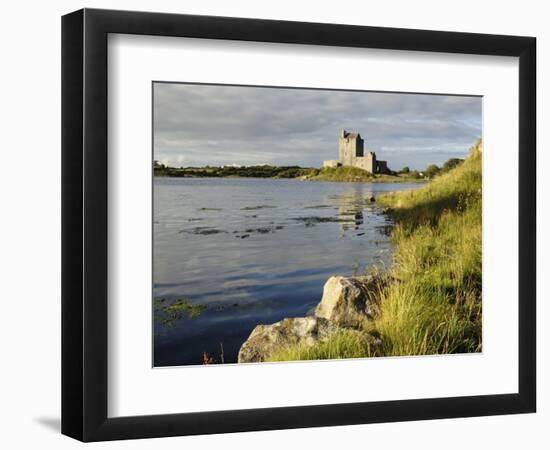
374, 139, 482, 356
305, 166, 424, 183
267, 329, 379, 362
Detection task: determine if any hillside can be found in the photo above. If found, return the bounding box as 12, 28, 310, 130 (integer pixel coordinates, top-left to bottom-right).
301, 166, 423, 183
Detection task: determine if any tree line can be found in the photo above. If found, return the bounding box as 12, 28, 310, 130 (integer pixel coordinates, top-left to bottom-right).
397, 158, 464, 179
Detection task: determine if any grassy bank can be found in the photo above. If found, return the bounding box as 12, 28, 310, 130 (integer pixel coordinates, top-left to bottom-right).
267, 139, 482, 361
301, 166, 424, 183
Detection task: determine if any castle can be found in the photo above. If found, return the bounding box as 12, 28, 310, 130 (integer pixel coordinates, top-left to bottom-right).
323, 130, 389, 174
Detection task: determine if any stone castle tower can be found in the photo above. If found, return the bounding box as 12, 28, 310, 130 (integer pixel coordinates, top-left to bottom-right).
338, 129, 364, 165
323, 130, 389, 174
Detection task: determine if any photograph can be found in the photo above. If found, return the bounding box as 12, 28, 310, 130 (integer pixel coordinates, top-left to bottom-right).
152, 82, 483, 367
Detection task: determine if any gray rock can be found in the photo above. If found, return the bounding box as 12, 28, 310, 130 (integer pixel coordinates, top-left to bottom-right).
314, 275, 382, 328
237, 275, 387, 363
238, 316, 338, 363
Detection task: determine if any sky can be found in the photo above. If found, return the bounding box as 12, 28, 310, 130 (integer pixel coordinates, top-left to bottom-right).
153, 82, 482, 171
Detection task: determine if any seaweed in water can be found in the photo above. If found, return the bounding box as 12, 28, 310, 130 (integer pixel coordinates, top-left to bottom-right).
241, 205, 276, 210
292, 216, 350, 227
180, 227, 226, 235
303, 204, 334, 209
154, 298, 207, 328
234, 224, 285, 237
245, 227, 273, 234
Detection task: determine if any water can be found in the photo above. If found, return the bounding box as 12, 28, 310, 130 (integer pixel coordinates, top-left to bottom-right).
153, 177, 421, 366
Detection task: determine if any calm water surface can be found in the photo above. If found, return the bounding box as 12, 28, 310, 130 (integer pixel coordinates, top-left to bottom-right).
153, 177, 421, 366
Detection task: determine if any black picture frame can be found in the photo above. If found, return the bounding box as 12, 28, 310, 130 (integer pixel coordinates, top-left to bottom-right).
61, 8, 536, 442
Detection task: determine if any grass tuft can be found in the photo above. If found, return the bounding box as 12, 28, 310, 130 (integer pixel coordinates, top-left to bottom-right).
267, 330, 379, 362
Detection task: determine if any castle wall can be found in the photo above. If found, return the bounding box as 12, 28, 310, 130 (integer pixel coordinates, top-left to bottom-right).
338, 134, 364, 166
354, 153, 376, 173
376, 160, 388, 174
322, 159, 340, 168
338, 139, 355, 166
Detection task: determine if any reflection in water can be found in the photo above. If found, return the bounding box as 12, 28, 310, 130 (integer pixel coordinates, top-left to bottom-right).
153, 178, 421, 366
335, 190, 368, 234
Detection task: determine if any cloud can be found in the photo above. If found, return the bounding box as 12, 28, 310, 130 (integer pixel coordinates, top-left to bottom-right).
153, 82, 481, 170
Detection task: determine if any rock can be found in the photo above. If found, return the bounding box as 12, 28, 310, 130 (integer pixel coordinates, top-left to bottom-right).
237, 275, 388, 363
314, 276, 382, 328
238, 316, 338, 363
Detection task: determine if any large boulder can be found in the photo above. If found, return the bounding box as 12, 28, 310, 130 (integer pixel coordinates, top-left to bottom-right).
314, 275, 382, 328
238, 316, 338, 363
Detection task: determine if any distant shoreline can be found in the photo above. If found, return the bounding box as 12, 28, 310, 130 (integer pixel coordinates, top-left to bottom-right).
153, 165, 426, 183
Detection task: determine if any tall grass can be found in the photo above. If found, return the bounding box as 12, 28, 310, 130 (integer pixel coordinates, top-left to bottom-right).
267, 139, 482, 362
267, 329, 379, 362
375, 139, 482, 356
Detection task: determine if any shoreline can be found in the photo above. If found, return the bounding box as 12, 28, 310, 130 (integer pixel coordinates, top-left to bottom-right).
237, 140, 482, 363
154, 174, 426, 184
153, 163, 427, 183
